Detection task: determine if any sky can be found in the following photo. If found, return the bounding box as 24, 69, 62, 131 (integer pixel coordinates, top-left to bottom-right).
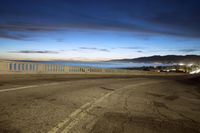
0, 0, 200, 61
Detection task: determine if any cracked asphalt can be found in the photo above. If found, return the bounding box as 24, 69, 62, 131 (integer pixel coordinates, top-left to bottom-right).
0, 74, 200, 133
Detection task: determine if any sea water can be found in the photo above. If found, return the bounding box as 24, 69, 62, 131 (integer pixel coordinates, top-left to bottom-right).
35, 61, 170, 68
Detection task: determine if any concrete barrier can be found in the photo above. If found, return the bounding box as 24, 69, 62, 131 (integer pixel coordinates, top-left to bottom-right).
0, 60, 138, 75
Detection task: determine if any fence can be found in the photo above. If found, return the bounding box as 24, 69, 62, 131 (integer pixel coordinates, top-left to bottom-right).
0, 60, 137, 75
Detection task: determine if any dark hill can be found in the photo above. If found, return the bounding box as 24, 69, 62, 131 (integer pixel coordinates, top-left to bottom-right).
111, 55, 200, 64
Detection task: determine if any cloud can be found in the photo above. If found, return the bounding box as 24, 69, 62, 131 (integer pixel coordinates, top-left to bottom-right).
137, 50, 143, 53
0, 22, 62, 32
120, 47, 143, 50
79, 47, 110, 52
9, 50, 59, 54
0, 31, 29, 40
178, 49, 200, 53
0, 14, 199, 41
0, 16, 199, 41
118, 47, 144, 53
0, 0, 200, 40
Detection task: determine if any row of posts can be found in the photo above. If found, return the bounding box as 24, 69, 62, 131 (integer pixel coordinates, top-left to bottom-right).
0, 61, 130, 74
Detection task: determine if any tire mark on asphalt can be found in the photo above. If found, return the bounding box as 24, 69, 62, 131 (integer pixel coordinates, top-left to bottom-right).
100, 86, 114, 91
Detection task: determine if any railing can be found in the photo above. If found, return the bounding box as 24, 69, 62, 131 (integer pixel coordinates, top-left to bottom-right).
0, 60, 135, 75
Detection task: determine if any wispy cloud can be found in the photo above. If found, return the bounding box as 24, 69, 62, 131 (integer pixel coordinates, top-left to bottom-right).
0, 31, 29, 40
1, 20, 195, 41
120, 47, 143, 50
178, 49, 200, 53
0, 0, 200, 41
9, 50, 59, 54
137, 50, 143, 53
79, 47, 110, 52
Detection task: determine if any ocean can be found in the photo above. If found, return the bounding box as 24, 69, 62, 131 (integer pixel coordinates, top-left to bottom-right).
34, 61, 170, 68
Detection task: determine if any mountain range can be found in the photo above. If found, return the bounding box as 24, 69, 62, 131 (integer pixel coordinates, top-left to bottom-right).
111, 55, 200, 64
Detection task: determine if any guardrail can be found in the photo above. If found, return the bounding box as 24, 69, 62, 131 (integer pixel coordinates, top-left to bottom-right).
0, 60, 136, 75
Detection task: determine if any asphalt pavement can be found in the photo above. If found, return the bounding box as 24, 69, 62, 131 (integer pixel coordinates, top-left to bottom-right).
0, 74, 199, 133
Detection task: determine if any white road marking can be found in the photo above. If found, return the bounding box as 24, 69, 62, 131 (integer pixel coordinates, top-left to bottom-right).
48, 91, 114, 133
0, 85, 38, 92
62, 92, 114, 133
0, 81, 71, 93
48, 81, 161, 133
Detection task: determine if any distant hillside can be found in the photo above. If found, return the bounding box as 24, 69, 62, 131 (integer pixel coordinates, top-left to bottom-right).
111, 55, 200, 64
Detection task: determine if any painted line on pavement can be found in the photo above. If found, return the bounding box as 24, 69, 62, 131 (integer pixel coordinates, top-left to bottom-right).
0, 85, 38, 92
48, 81, 161, 133
0, 81, 72, 93
48, 91, 114, 133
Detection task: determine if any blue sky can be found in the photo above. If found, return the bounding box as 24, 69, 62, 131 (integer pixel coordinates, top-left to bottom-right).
0, 0, 200, 61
